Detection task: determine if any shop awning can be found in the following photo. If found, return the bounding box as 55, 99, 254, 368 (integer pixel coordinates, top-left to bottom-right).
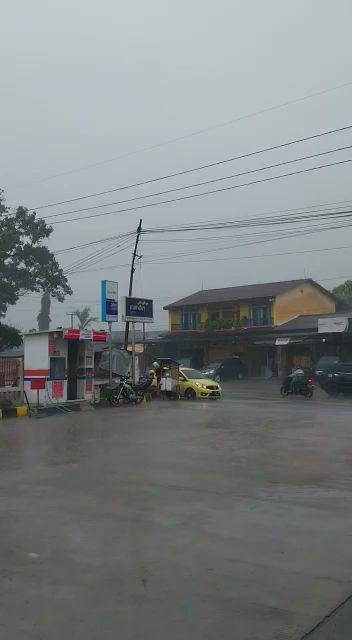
64, 329, 108, 342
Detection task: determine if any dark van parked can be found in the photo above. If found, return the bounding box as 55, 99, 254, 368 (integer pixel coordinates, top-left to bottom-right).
315, 356, 340, 385
201, 357, 246, 382
319, 362, 352, 395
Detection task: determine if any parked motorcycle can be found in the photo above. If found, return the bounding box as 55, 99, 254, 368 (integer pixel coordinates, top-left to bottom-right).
280, 374, 314, 399
108, 375, 152, 406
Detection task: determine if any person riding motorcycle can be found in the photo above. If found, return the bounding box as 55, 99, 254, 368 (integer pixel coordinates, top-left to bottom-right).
288, 367, 306, 392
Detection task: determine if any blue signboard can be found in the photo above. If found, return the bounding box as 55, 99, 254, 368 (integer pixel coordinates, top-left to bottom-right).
101, 280, 118, 322
124, 296, 153, 323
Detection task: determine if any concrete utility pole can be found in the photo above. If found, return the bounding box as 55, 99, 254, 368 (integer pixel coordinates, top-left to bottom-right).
66, 312, 74, 328
124, 219, 142, 350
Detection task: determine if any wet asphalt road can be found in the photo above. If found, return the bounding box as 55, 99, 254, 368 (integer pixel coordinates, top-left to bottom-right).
1, 388, 352, 639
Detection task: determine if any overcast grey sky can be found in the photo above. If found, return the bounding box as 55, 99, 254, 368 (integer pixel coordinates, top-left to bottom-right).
1, 0, 352, 331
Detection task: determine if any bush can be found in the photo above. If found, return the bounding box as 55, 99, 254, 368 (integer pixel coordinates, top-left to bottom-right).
204, 318, 239, 331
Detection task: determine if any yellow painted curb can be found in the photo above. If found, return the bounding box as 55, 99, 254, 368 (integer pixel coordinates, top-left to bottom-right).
0, 406, 28, 419
16, 406, 28, 417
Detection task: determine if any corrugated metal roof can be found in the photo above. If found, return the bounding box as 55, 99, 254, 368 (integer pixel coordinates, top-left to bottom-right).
277, 311, 352, 332
164, 279, 332, 309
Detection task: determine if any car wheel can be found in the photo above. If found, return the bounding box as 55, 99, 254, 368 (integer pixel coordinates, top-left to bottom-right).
326, 383, 339, 397
185, 388, 197, 400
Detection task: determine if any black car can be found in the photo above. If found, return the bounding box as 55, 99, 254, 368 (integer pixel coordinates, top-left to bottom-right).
314, 356, 341, 386
201, 357, 246, 382
319, 362, 352, 395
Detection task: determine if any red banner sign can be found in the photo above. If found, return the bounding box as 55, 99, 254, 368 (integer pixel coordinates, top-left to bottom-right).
64, 329, 107, 342
52, 380, 63, 398
30, 378, 46, 390
48, 335, 56, 355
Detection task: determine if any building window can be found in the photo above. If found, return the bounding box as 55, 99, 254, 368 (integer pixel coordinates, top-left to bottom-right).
248, 304, 272, 326
222, 307, 240, 324
181, 308, 201, 330
222, 309, 234, 320
210, 311, 220, 321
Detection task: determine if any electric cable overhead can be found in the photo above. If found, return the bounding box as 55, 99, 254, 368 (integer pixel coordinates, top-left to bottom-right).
66, 241, 352, 274
42, 144, 352, 220
54, 230, 136, 255
64, 237, 136, 274
141, 220, 352, 263
28, 123, 352, 212
49, 158, 352, 226
62, 214, 352, 274
53, 197, 352, 254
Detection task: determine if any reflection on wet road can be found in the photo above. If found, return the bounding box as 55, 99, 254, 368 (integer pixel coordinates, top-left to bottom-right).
1, 395, 352, 639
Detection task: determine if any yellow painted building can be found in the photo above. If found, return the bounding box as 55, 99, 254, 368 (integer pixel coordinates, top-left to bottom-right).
164, 279, 335, 331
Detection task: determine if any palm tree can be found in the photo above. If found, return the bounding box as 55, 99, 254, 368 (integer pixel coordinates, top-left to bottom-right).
74, 307, 98, 330
37, 291, 51, 331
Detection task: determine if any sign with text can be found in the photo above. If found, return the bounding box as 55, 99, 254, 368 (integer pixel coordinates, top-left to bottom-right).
101, 280, 118, 322
30, 378, 46, 390
318, 317, 348, 334
64, 329, 108, 342
52, 380, 63, 399
124, 297, 154, 323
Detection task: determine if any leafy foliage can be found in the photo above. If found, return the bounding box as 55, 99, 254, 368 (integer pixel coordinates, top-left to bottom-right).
0, 190, 71, 349
37, 291, 51, 331
204, 318, 239, 331
74, 306, 98, 330
0, 324, 22, 351
0, 190, 71, 318
331, 280, 352, 309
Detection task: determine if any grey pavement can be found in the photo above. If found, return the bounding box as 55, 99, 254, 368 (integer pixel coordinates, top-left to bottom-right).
1, 388, 352, 639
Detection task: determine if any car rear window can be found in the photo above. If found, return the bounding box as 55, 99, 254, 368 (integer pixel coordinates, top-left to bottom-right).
335, 363, 352, 372
182, 369, 207, 379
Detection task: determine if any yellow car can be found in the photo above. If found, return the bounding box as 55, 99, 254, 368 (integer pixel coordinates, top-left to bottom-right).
179, 367, 222, 400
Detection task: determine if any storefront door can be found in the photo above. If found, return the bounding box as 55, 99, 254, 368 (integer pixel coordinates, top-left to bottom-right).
67, 342, 78, 400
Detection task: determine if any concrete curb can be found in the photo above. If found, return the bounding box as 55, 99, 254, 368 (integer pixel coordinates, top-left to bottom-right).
0, 406, 28, 419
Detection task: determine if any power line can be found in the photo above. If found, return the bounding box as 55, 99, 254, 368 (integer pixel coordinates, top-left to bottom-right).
52, 197, 352, 254
42, 144, 352, 220
63, 215, 352, 274
63, 237, 136, 274
54, 230, 135, 255
140, 220, 352, 262
28, 123, 352, 212
64, 214, 352, 272
16, 80, 352, 189
50, 158, 352, 226
143, 209, 352, 238
66, 241, 352, 274
142, 220, 352, 263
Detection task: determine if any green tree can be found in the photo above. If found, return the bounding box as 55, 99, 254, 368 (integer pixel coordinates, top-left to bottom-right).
0, 190, 72, 347
37, 291, 51, 331
74, 306, 98, 330
0, 324, 22, 351
331, 280, 352, 309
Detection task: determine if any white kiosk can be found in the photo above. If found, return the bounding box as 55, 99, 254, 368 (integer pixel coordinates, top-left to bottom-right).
23, 328, 107, 405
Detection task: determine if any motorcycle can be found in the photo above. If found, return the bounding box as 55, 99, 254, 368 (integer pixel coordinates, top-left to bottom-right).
280, 374, 314, 399
108, 375, 152, 406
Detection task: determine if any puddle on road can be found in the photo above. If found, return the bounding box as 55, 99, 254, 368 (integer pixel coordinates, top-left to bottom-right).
0, 422, 89, 471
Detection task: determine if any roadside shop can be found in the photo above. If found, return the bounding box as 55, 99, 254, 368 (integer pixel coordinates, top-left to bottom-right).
23, 328, 108, 405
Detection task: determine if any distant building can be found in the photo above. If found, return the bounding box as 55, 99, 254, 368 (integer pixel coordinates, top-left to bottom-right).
164, 279, 335, 331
